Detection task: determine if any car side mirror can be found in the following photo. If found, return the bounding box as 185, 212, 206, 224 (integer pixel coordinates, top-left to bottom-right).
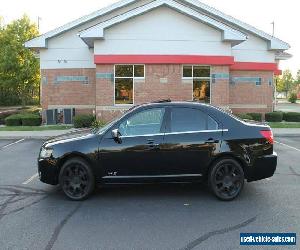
111, 129, 122, 143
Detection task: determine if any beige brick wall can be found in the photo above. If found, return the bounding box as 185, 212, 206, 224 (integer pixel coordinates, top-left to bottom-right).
211, 66, 229, 106
41, 66, 275, 123
41, 68, 96, 110
229, 70, 274, 113
95, 65, 115, 106
135, 64, 192, 103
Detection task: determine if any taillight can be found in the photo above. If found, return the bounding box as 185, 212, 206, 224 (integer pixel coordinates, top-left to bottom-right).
260, 130, 274, 144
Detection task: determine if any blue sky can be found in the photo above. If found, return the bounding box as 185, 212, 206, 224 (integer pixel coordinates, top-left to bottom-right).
0, 0, 298, 75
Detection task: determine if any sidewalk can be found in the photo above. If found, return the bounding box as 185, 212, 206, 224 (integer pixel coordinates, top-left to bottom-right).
0, 128, 299, 139
272, 128, 300, 136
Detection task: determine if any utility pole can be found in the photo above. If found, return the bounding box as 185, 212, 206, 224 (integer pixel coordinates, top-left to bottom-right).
271, 21, 275, 37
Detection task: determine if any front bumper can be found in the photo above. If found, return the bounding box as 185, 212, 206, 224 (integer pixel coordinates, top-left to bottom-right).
38, 158, 59, 185
247, 152, 277, 182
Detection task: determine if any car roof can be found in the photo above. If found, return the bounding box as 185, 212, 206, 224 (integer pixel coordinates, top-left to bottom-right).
137, 100, 217, 110
139, 100, 206, 106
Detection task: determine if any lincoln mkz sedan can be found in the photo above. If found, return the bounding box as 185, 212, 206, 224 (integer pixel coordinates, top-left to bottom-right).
38, 100, 277, 201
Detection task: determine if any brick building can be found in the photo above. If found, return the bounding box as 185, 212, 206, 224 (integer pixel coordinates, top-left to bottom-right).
25, 0, 291, 124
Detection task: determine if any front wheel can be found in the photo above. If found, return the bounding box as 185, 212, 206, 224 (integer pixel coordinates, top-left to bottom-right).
59, 157, 95, 201
209, 158, 244, 201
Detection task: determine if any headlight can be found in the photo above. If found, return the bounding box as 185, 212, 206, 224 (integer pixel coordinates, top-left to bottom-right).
40, 147, 53, 158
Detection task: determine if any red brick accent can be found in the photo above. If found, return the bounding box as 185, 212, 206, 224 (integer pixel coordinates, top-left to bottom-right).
94, 55, 235, 65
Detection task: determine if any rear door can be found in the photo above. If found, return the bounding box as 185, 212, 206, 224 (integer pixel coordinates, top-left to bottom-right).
161, 107, 222, 176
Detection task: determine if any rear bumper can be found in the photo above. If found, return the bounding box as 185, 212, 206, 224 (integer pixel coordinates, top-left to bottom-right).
247, 152, 277, 182
38, 158, 59, 185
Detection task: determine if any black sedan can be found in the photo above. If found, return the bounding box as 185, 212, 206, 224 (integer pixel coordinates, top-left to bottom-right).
38, 101, 277, 201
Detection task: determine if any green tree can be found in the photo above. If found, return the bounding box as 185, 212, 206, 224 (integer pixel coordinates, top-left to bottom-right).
295, 70, 300, 84
276, 69, 295, 97
0, 15, 39, 106
275, 76, 284, 93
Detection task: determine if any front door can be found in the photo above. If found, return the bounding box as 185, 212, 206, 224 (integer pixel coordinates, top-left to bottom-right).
99, 107, 167, 182
161, 107, 221, 177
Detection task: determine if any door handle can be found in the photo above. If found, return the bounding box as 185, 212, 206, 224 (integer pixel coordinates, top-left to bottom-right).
205, 138, 219, 143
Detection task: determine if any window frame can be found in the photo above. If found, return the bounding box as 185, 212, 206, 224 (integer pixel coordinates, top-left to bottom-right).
114, 64, 145, 106
182, 65, 211, 104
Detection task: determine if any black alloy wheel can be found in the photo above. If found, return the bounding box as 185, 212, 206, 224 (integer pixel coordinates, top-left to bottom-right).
209, 158, 244, 201
59, 157, 95, 200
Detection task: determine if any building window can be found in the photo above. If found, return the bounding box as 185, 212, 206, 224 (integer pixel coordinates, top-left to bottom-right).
268, 78, 273, 86
182, 65, 211, 103
114, 65, 145, 105
255, 78, 262, 86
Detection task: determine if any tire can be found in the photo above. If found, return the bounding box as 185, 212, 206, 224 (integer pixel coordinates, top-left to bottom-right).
208, 158, 244, 201
59, 157, 95, 201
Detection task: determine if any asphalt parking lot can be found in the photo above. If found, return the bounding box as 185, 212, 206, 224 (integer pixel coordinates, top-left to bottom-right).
0, 136, 299, 250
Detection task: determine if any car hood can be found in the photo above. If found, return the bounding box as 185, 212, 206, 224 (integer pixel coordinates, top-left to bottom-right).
43, 128, 97, 147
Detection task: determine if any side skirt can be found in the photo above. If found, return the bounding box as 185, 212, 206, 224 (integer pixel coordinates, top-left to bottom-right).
101, 174, 203, 184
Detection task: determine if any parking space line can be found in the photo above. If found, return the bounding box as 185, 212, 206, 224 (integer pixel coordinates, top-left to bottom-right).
22, 173, 39, 185
275, 140, 300, 152
1, 138, 25, 149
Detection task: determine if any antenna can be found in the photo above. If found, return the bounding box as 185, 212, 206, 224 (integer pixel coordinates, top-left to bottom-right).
271, 21, 275, 37
37, 16, 42, 30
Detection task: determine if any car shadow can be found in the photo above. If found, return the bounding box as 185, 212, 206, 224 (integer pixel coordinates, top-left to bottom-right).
40, 181, 265, 206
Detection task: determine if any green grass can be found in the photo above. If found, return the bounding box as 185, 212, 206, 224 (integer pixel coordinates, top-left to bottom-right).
267, 122, 300, 128
0, 125, 73, 131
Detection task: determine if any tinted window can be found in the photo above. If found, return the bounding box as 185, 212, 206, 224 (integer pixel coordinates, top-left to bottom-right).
193, 79, 210, 103
119, 108, 165, 136
183, 66, 192, 77
208, 115, 218, 130
134, 65, 145, 78
115, 65, 133, 77
193, 66, 210, 77
170, 108, 218, 132
115, 78, 133, 105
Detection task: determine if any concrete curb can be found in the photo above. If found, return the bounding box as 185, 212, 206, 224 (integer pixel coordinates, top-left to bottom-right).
272, 128, 300, 137
274, 134, 300, 137
0, 135, 54, 140
0, 128, 88, 140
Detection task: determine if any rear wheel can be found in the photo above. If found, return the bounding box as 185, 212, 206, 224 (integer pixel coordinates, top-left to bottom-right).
59, 157, 95, 201
209, 158, 244, 201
